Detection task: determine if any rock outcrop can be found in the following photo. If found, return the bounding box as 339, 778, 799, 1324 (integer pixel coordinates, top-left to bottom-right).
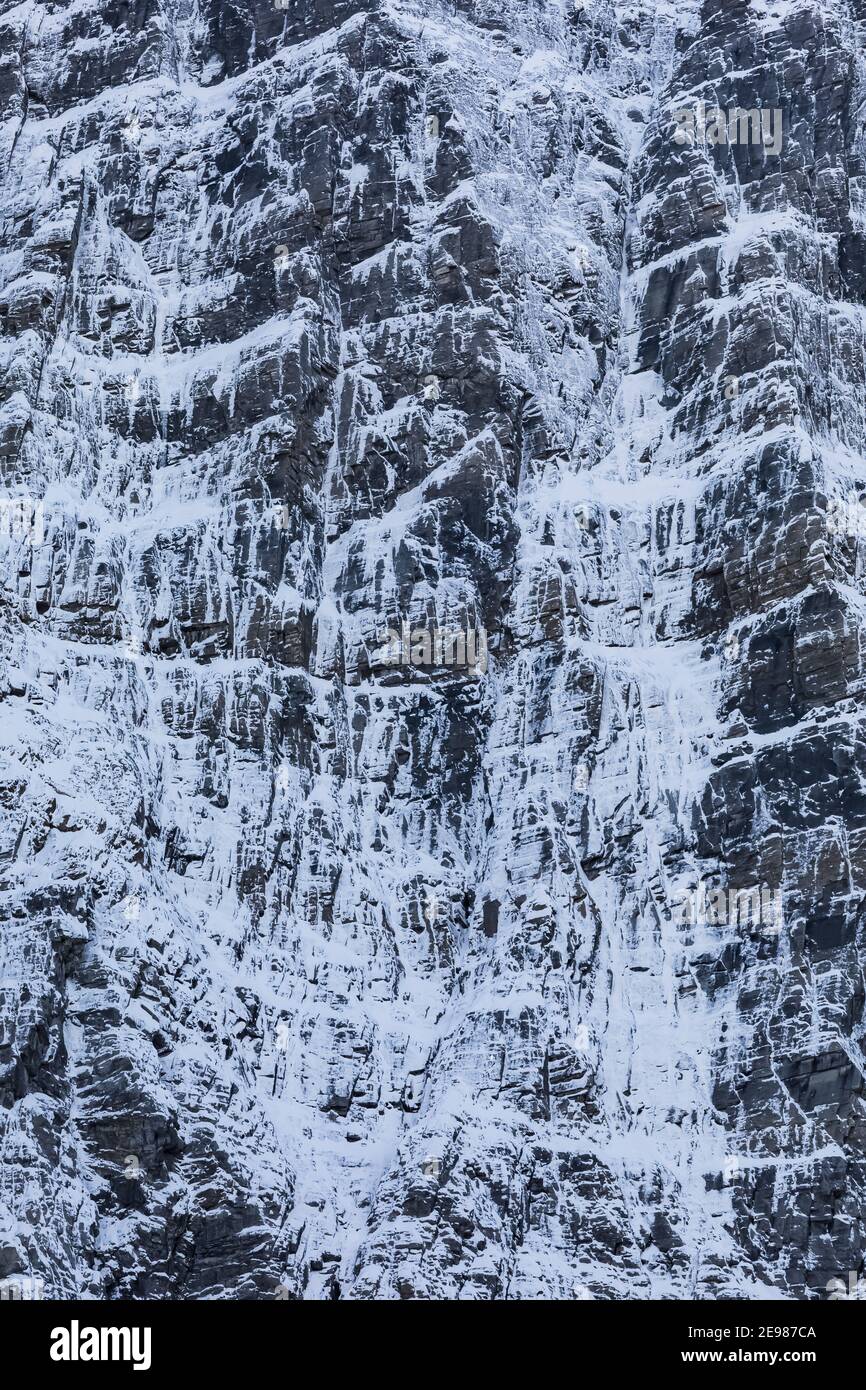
1, 0, 865, 1299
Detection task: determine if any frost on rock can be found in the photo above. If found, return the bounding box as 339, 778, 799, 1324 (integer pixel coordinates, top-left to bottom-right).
0, 0, 864, 1300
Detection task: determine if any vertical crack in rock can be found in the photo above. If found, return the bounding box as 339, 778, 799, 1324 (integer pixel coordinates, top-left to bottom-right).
0, 0, 864, 1300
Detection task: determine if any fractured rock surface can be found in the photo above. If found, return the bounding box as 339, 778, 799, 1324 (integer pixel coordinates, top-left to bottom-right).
1, 0, 865, 1299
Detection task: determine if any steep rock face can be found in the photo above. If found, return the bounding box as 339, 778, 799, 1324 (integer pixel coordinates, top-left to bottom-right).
1, 0, 865, 1299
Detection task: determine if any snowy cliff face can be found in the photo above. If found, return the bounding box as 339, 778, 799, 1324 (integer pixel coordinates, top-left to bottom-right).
1, 0, 865, 1300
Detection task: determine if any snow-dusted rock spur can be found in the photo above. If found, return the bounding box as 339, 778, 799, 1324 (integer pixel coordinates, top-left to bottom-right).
0, 0, 864, 1300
